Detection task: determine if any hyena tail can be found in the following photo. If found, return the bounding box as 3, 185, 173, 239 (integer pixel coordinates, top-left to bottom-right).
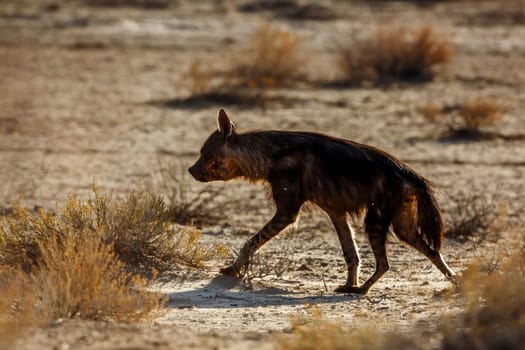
393, 171, 444, 252
415, 182, 444, 251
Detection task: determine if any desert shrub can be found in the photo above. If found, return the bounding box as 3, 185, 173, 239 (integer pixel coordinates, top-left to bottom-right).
444, 190, 503, 243
459, 99, 503, 130
417, 102, 442, 123
234, 23, 305, 89
0, 186, 225, 273
31, 234, 163, 322
418, 98, 504, 138
0, 185, 227, 332
0, 267, 38, 348
185, 23, 306, 105
0, 234, 163, 329
442, 246, 525, 349
187, 59, 216, 97
276, 309, 421, 350
337, 25, 451, 84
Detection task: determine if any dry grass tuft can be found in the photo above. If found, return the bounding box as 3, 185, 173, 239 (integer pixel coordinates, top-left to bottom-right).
443, 245, 525, 349
419, 98, 504, 139
0, 185, 225, 273
444, 190, 505, 243
0, 234, 164, 330
337, 25, 451, 84
242, 244, 295, 289
30, 234, 164, 322
417, 102, 443, 123
459, 98, 504, 130
276, 309, 420, 350
185, 23, 306, 106
234, 23, 305, 89
0, 184, 229, 338
0, 267, 38, 348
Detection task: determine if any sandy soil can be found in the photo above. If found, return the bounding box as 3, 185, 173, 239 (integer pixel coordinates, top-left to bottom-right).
1, 0, 524, 349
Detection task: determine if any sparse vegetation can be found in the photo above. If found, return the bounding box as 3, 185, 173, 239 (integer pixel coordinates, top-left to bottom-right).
459, 98, 504, 130
0, 184, 229, 341
0, 267, 38, 348
242, 243, 295, 289
337, 25, 451, 84
276, 244, 525, 350
443, 245, 525, 349
185, 23, 306, 106
418, 98, 504, 139
235, 23, 306, 89
0, 233, 164, 339
276, 309, 421, 350
27, 234, 164, 322
0, 185, 225, 273
444, 190, 504, 243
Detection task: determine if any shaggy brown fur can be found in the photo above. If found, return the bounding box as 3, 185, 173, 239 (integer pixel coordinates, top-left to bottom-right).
189, 109, 456, 294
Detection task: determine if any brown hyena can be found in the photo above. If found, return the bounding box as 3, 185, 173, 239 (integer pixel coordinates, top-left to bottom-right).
189, 109, 456, 294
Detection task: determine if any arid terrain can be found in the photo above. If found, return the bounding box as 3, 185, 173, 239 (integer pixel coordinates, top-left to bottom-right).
1, 0, 524, 349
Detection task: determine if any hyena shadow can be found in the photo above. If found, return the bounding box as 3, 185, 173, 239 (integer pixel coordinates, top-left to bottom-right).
166, 275, 357, 309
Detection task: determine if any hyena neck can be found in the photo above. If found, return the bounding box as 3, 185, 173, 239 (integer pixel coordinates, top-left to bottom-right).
231, 132, 276, 182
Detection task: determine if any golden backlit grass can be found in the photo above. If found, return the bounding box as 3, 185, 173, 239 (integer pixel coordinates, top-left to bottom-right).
337, 25, 451, 84
0, 234, 165, 348
234, 23, 305, 89
186, 23, 306, 103
418, 98, 504, 138
0, 185, 227, 344
459, 98, 504, 130
443, 245, 525, 349
27, 234, 163, 322
0, 186, 225, 273
276, 309, 420, 350
0, 267, 37, 348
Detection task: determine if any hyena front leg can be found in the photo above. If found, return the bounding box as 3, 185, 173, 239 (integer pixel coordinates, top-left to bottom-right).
220, 204, 301, 278
328, 213, 361, 291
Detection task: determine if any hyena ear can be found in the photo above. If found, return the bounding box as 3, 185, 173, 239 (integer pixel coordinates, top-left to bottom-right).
217, 108, 235, 138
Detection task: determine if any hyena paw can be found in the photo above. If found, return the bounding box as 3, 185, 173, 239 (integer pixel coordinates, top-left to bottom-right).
447, 271, 461, 287
334, 284, 368, 295
220, 265, 242, 278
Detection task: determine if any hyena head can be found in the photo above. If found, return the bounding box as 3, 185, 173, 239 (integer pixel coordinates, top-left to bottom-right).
188, 109, 242, 182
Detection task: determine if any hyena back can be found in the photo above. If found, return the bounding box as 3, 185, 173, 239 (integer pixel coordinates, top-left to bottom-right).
189, 109, 456, 294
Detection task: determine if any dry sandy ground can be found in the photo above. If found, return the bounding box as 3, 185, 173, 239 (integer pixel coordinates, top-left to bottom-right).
1, 0, 525, 349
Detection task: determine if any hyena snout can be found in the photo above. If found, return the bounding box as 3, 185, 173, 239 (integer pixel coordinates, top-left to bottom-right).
188, 161, 210, 182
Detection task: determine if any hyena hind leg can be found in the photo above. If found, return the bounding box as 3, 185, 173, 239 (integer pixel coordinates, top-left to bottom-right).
335, 212, 390, 295
392, 221, 456, 282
